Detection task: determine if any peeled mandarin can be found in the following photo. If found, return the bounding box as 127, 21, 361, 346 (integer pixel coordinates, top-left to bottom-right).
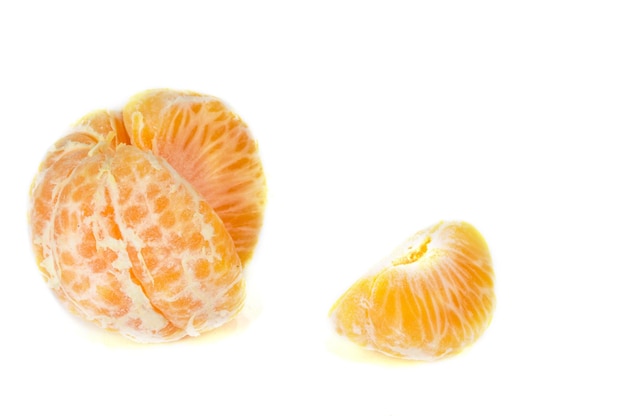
28, 91, 264, 342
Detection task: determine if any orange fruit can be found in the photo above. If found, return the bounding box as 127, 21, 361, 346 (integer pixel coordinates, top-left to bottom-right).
329, 221, 495, 361
28, 90, 265, 342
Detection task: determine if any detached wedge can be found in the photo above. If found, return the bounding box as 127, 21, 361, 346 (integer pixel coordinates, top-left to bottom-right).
329, 221, 496, 361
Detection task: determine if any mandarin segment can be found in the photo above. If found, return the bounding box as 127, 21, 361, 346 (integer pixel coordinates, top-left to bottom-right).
74, 109, 131, 146
108, 145, 244, 334
29, 132, 99, 307
122, 89, 267, 265
28, 90, 262, 342
46, 149, 183, 341
329, 221, 496, 361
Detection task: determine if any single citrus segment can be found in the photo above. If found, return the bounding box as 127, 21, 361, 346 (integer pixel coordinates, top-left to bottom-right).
28, 95, 258, 342
329, 221, 495, 361
123, 89, 266, 265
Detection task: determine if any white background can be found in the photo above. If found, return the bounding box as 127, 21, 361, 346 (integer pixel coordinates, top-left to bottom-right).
1, 1, 625, 414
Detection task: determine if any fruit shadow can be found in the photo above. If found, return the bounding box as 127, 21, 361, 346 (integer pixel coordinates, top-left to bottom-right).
324, 330, 427, 368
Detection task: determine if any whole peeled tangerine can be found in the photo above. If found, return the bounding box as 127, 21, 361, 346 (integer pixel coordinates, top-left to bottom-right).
28, 89, 266, 342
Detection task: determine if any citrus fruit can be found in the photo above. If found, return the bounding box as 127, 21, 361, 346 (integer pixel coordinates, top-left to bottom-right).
329, 221, 495, 361
28, 90, 265, 342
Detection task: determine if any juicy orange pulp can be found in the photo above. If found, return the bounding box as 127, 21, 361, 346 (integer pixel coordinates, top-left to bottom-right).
329, 221, 496, 361
124, 90, 266, 265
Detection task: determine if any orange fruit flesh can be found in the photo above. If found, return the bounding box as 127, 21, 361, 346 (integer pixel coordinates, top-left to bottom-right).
29, 132, 98, 310
329, 221, 495, 361
28, 92, 261, 342
123, 90, 266, 265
